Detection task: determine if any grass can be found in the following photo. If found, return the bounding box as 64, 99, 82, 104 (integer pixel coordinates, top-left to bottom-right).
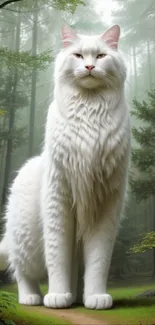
0, 289, 71, 325
1, 280, 155, 325
78, 283, 155, 325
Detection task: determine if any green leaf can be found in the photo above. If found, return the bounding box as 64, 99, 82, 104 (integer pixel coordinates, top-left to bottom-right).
131, 231, 155, 253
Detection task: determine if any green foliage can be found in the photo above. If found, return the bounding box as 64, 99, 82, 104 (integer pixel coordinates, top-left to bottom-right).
132, 127, 155, 148
0, 48, 52, 71
0, 11, 52, 163
0, 110, 6, 117
130, 91, 155, 253
131, 231, 155, 253
50, 0, 85, 13
130, 176, 155, 201
131, 92, 155, 253
132, 91, 155, 125
0, 70, 28, 152
17, 0, 85, 13
0, 292, 17, 315
0, 290, 71, 325
130, 89, 155, 200
111, 204, 142, 278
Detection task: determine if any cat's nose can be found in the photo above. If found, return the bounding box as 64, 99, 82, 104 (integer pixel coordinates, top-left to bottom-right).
85, 65, 95, 71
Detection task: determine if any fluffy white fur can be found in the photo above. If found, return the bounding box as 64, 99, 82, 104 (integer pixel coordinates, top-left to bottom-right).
0, 24, 131, 310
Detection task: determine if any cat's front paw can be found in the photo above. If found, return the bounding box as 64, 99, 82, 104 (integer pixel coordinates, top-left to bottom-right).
19, 294, 42, 306
44, 293, 73, 308
84, 294, 113, 310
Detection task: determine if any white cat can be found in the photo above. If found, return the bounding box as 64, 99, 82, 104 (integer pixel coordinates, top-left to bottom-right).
0, 24, 131, 310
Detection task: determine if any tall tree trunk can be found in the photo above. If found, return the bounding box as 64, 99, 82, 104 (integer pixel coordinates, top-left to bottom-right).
148, 39, 154, 274
147, 39, 152, 90
132, 46, 138, 98
0, 27, 16, 212
28, 9, 38, 157
129, 48, 133, 101
1, 13, 21, 206
152, 197, 155, 275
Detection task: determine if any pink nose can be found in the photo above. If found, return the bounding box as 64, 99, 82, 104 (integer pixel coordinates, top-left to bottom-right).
85, 65, 95, 71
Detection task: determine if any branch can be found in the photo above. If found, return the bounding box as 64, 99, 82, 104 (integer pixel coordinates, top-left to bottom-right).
0, 0, 22, 9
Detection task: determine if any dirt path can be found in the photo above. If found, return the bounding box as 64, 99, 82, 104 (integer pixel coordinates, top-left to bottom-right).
25, 306, 110, 325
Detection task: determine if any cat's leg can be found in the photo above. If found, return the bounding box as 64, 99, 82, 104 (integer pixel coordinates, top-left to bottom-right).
8, 200, 44, 306
16, 272, 42, 305
9, 218, 44, 306
42, 166, 75, 308
4, 157, 45, 306
83, 204, 119, 310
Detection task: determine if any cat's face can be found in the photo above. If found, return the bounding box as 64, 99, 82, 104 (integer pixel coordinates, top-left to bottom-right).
55, 25, 126, 91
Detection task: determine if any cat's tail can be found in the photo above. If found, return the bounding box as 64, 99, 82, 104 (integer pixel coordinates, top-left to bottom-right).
0, 236, 8, 271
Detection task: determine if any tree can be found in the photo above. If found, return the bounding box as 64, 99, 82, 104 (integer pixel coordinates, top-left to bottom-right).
130, 89, 155, 200
28, 8, 38, 157
113, 0, 155, 44
131, 231, 155, 253
0, 0, 85, 13
2, 10, 22, 206
111, 213, 141, 279
130, 89, 155, 271
112, 0, 155, 99
0, 3, 52, 207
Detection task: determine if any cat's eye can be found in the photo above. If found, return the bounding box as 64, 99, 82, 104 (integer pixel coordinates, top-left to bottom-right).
74, 53, 83, 59
96, 54, 106, 59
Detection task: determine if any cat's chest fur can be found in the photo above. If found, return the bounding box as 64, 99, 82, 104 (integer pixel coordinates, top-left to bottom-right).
48, 95, 127, 179
45, 95, 129, 235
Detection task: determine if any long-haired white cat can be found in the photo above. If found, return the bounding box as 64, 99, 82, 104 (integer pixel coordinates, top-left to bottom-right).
0, 24, 130, 310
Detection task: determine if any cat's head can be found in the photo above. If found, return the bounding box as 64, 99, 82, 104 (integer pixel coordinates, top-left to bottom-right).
55, 24, 126, 91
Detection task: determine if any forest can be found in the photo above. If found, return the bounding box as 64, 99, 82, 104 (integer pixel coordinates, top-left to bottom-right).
0, 0, 155, 324
0, 0, 155, 290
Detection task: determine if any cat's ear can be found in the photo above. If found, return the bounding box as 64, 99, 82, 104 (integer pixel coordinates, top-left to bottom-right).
61, 24, 78, 48
101, 25, 120, 50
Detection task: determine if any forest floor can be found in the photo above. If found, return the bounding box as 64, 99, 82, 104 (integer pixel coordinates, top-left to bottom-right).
0, 278, 155, 325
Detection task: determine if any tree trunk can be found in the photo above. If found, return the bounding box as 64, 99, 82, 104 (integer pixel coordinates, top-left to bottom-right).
1, 12, 21, 206
129, 48, 133, 101
28, 9, 38, 157
0, 27, 16, 212
147, 39, 152, 90
132, 46, 138, 98
152, 197, 155, 275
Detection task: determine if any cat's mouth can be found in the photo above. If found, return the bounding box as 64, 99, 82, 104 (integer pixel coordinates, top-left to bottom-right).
75, 71, 102, 89
84, 73, 95, 78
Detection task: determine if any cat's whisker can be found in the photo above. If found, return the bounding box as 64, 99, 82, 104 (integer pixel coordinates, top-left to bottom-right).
101, 74, 119, 93
59, 74, 76, 84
